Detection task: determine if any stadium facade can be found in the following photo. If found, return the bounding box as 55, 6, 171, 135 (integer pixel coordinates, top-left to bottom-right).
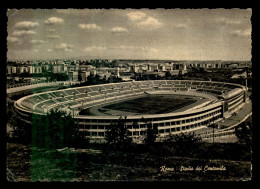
14, 80, 247, 143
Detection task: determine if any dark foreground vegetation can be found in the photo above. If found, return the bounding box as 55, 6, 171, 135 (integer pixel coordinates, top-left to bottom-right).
6, 141, 252, 181
6, 106, 252, 181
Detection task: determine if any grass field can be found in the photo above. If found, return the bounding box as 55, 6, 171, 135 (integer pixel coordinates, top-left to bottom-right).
100, 94, 197, 115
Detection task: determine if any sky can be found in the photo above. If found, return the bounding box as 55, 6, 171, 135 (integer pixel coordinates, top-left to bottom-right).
7, 9, 252, 61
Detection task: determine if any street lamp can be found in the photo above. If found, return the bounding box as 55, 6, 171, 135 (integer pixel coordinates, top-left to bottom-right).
207, 115, 217, 144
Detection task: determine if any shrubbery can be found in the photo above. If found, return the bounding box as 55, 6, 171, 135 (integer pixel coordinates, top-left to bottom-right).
143, 121, 158, 146
31, 109, 89, 149
105, 116, 132, 150
103, 125, 251, 161
235, 118, 252, 148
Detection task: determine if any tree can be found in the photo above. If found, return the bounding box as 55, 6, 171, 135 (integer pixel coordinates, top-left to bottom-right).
31, 109, 88, 149
166, 132, 202, 156
105, 116, 132, 149
143, 122, 158, 145
235, 119, 252, 148
7, 100, 31, 144
105, 123, 120, 147
117, 117, 132, 145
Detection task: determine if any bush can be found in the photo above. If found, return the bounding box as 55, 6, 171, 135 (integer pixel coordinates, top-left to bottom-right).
164, 132, 203, 157
143, 122, 158, 146
31, 109, 88, 149
235, 119, 252, 148
105, 116, 132, 149
7, 101, 32, 144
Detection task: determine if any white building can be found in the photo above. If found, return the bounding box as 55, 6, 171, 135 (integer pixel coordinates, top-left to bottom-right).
11, 67, 17, 74
79, 71, 91, 82
68, 71, 78, 81
7, 66, 12, 75
28, 66, 33, 74
53, 64, 64, 73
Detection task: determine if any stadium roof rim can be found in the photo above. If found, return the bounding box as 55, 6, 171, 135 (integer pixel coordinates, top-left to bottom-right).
14, 80, 246, 119
13, 79, 245, 97
15, 98, 223, 119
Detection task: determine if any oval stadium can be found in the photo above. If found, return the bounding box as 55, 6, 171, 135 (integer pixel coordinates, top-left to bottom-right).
14, 80, 247, 143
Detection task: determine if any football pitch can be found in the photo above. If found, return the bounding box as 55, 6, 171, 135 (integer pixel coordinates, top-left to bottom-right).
100, 94, 198, 115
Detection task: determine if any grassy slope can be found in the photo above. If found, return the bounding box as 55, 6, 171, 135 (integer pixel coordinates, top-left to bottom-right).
6, 143, 251, 182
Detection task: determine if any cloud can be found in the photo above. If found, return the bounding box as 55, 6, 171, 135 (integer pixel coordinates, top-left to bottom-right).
111, 27, 128, 33
14, 21, 39, 29
7, 36, 22, 44
47, 48, 54, 52
44, 17, 64, 25
144, 47, 158, 53
226, 20, 242, 25
127, 11, 147, 21
55, 43, 74, 51
47, 29, 57, 33
174, 23, 187, 29
136, 16, 163, 29
12, 30, 36, 36
47, 35, 60, 39
47, 43, 74, 52
83, 46, 107, 52
30, 40, 46, 44
231, 29, 251, 37
215, 18, 241, 25
127, 11, 163, 29
78, 23, 102, 31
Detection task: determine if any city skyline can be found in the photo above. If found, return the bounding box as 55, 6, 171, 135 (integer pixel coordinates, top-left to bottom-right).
7, 9, 252, 61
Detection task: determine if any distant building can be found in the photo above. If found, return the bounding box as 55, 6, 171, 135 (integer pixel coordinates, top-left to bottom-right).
117, 67, 120, 77
23, 67, 29, 73
79, 71, 91, 82
31, 65, 42, 74
7, 66, 12, 75
131, 65, 139, 72
17, 67, 21, 74
11, 67, 17, 74
119, 72, 134, 81
172, 63, 186, 70
17, 66, 27, 74
43, 65, 50, 71
90, 70, 97, 76
215, 63, 221, 68
36, 66, 42, 73
28, 66, 33, 74
68, 71, 78, 81
226, 63, 239, 68
231, 71, 247, 79
158, 64, 166, 71
97, 72, 111, 80
67, 65, 78, 72
53, 64, 64, 73
147, 64, 158, 72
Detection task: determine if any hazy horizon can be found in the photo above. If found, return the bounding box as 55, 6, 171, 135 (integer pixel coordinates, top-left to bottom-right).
7, 57, 252, 62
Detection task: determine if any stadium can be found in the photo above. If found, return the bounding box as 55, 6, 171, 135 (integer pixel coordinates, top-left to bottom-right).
14, 80, 247, 143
